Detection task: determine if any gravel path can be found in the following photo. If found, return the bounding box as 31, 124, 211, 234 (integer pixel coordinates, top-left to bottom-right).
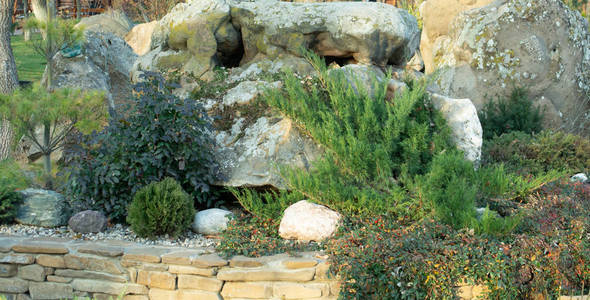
0, 223, 218, 249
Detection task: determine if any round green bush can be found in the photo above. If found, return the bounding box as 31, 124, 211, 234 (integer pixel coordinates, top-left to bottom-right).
127, 178, 195, 239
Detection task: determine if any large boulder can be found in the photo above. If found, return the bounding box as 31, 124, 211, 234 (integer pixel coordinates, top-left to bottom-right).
68, 210, 108, 233
132, 0, 240, 79
430, 0, 590, 132
125, 21, 159, 56
16, 189, 70, 227
192, 208, 233, 235
45, 31, 138, 110
231, 0, 420, 67
76, 10, 135, 38
279, 200, 341, 242
420, 0, 494, 73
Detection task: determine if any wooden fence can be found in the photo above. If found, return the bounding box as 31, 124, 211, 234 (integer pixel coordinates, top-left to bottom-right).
12, 0, 110, 22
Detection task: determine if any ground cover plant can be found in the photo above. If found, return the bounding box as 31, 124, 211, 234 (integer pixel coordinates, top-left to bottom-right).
217, 52, 590, 299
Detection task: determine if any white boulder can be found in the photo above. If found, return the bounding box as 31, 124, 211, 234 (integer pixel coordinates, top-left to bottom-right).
192, 208, 234, 235
279, 200, 341, 242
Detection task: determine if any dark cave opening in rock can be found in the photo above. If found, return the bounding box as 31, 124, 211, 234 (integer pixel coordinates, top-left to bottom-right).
321, 55, 358, 67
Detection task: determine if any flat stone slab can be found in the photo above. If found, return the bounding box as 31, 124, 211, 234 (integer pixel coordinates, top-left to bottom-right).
12, 240, 69, 254
192, 254, 228, 268
77, 244, 124, 257
217, 267, 316, 282
0, 253, 35, 265
123, 247, 172, 263
161, 250, 207, 265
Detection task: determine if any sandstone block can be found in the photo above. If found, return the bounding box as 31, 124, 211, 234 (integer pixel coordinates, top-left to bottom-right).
36, 255, 65, 268
54, 269, 127, 283
137, 270, 176, 290
178, 290, 222, 300
122, 248, 169, 263
12, 241, 68, 255
177, 275, 223, 292
0, 254, 35, 265
217, 268, 315, 282
46, 275, 72, 283
71, 279, 148, 295
221, 282, 272, 299
90, 293, 119, 300
191, 254, 227, 268
161, 250, 205, 265
0, 264, 17, 277
29, 282, 73, 299
229, 256, 264, 268
18, 264, 48, 282
0, 277, 29, 293
314, 262, 332, 280
168, 265, 217, 276
282, 258, 318, 269
0, 238, 17, 252
148, 289, 178, 300
64, 254, 125, 274
279, 200, 341, 242
273, 282, 327, 299
77, 245, 123, 257
123, 296, 149, 300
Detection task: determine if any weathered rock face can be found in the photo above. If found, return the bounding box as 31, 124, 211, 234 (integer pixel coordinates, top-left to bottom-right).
125, 21, 159, 56
132, 0, 240, 80
192, 208, 233, 235
420, 0, 494, 73
16, 189, 70, 227
430, 0, 590, 132
76, 10, 135, 38
133, 0, 419, 81
46, 31, 138, 109
68, 210, 108, 233
231, 0, 420, 67
279, 200, 341, 242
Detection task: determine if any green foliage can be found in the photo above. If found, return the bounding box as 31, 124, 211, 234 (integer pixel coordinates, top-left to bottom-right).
0, 160, 30, 189
398, 0, 424, 29
0, 181, 24, 225
483, 130, 590, 175
217, 212, 319, 258
24, 17, 84, 89
0, 84, 107, 177
228, 188, 301, 220
233, 51, 454, 219
189, 67, 233, 100
66, 72, 217, 222
473, 207, 522, 237
418, 151, 477, 229
127, 178, 195, 239
479, 87, 543, 140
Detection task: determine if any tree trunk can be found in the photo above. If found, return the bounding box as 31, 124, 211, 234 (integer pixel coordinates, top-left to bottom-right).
0, 0, 19, 160
43, 122, 51, 175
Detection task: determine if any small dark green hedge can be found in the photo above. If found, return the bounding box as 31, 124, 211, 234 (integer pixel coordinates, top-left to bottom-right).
127, 178, 195, 239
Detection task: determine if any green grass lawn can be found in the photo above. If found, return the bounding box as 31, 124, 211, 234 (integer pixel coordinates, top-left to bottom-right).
10, 33, 46, 83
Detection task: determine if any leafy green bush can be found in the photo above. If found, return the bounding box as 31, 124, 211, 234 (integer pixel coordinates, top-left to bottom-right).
479, 87, 543, 140
0, 181, 23, 225
483, 130, 590, 175
235, 51, 454, 219
66, 72, 217, 222
127, 178, 195, 239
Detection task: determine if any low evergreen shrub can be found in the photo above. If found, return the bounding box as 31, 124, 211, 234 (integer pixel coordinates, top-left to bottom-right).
66, 72, 217, 222
127, 178, 195, 239
479, 87, 543, 140
483, 130, 590, 175
0, 181, 23, 225
235, 50, 455, 219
